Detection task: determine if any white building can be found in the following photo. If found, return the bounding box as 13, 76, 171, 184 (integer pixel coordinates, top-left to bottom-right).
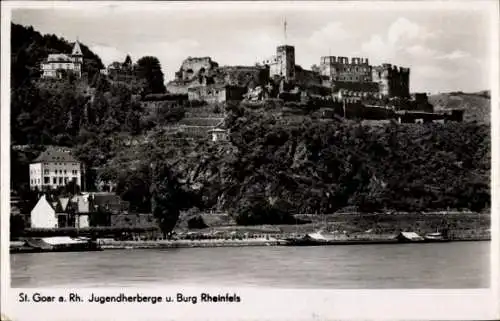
41, 41, 83, 79
29, 148, 82, 191
208, 128, 229, 142
30, 195, 57, 228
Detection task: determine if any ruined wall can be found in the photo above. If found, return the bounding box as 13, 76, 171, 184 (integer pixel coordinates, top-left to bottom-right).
188, 85, 245, 103
372, 64, 410, 97
217, 66, 269, 87
167, 81, 198, 94
320, 56, 372, 83
294, 67, 322, 88
176, 57, 219, 82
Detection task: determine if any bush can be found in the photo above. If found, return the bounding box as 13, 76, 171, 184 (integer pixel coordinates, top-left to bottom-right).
187, 216, 209, 229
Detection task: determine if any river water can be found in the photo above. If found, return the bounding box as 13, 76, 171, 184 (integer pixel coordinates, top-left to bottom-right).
11, 241, 490, 288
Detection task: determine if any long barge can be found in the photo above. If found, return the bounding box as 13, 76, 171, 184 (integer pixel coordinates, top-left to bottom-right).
282, 231, 453, 246
10, 236, 102, 254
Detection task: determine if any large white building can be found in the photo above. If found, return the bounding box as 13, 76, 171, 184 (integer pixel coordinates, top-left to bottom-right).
41, 41, 83, 79
29, 148, 82, 191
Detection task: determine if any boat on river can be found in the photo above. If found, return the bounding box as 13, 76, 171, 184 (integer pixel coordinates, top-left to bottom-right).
10, 236, 102, 254
283, 231, 399, 246
284, 230, 451, 246
423, 232, 450, 242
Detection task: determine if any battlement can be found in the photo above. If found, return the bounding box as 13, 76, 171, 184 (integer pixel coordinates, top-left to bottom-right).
320, 56, 369, 65
399, 67, 410, 73
277, 45, 295, 52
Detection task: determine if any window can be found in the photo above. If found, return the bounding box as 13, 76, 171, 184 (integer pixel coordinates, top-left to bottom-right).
53, 177, 57, 184
59, 177, 63, 185
64, 170, 67, 175
64, 177, 69, 184
44, 177, 50, 184
44, 169, 49, 175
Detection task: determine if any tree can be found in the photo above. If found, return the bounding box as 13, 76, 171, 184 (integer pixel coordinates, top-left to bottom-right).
150, 161, 196, 238
123, 54, 132, 68
135, 56, 166, 95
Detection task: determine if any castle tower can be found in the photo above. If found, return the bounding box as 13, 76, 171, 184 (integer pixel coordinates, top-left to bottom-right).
72, 40, 83, 63
71, 40, 83, 78
276, 45, 295, 81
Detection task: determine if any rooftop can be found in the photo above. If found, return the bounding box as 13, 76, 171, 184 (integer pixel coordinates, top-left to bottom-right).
46, 53, 74, 63
33, 148, 79, 163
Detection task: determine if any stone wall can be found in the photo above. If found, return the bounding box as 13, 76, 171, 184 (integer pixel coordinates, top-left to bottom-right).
175, 57, 218, 82
372, 64, 410, 97
320, 56, 372, 83
188, 85, 246, 103
217, 66, 269, 87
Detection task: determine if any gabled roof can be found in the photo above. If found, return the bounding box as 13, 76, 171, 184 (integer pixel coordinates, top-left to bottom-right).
72, 41, 83, 56
46, 53, 73, 63
31, 195, 56, 213
59, 197, 70, 211
33, 148, 79, 163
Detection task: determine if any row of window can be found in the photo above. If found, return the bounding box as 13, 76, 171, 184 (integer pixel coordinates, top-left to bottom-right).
43, 163, 79, 166
31, 177, 75, 185
333, 66, 370, 73
46, 63, 79, 69
334, 76, 371, 82
42, 169, 79, 175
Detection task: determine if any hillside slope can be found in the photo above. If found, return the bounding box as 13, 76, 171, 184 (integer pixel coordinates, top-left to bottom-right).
428, 91, 490, 124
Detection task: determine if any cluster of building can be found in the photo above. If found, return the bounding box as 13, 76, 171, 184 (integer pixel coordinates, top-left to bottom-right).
162, 39, 412, 106
99, 56, 136, 82
25, 148, 155, 230
41, 41, 83, 79
27, 191, 152, 231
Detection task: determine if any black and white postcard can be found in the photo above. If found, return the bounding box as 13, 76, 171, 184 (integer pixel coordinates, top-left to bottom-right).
1, 1, 499, 320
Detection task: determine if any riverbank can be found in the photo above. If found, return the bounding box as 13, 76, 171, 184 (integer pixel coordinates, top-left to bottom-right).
97, 233, 490, 249
98, 237, 284, 249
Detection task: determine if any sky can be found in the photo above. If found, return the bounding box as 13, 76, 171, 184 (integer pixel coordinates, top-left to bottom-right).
10, 1, 497, 93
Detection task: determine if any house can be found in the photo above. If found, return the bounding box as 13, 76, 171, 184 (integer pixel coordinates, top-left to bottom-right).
41, 41, 83, 79
208, 128, 229, 142
30, 195, 57, 228
29, 147, 82, 191
53, 197, 75, 228
69, 194, 91, 228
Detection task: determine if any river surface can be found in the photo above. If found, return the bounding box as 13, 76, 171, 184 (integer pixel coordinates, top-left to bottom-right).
11, 241, 490, 288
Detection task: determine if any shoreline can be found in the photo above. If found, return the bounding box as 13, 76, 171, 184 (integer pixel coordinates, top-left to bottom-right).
97, 235, 491, 250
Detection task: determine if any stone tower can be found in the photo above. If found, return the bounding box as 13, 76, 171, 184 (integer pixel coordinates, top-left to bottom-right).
71, 40, 83, 78
276, 45, 295, 81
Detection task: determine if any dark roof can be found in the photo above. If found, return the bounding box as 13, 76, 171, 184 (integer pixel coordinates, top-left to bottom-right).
33, 149, 79, 163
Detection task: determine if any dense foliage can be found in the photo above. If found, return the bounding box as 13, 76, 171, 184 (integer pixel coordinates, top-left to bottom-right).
218, 108, 490, 217
135, 56, 167, 95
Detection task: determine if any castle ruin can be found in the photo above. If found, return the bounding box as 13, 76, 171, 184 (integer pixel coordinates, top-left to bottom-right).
319, 56, 410, 98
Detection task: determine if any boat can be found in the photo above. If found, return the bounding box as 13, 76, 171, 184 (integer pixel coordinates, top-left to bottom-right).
283, 230, 399, 246
10, 236, 102, 254
423, 232, 450, 242
284, 231, 335, 246
395, 231, 426, 243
